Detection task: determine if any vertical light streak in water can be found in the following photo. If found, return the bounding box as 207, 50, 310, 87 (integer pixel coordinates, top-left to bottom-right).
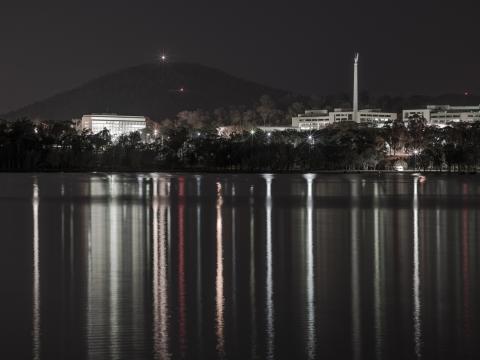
32, 178, 40, 360
215, 182, 225, 358
412, 177, 422, 359
132, 178, 144, 353
350, 179, 361, 360
109, 175, 121, 359
178, 177, 187, 356
373, 182, 383, 359
60, 182, 66, 356
435, 207, 442, 350
231, 184, 238, 351
249, 185, 257, 359
263, 174, 274, 360
61, 183, 65, 265
303, 174, 316, 360
87, 177, 105, 359
195, 176, 203, 356
153, 178, 170, 359
461, 183, 471, 342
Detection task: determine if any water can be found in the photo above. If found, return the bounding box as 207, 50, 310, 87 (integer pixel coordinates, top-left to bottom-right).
1, 173, 480, 360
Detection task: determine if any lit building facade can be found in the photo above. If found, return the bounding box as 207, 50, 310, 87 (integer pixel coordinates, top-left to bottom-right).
292, 110, 330, 130
403, 105, 480, 127
292, 109, 397, 130
77, 114, 147, 138
217, 125, 294, 137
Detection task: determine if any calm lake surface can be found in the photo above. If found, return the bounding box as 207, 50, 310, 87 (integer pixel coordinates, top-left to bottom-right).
1, 173, 480, 360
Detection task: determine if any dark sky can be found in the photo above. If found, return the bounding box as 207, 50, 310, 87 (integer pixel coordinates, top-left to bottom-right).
1, 0, 479, 113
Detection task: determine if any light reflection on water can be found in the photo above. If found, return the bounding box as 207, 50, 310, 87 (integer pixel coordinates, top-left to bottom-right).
263, 174, 275, 360
215, 182, 225, 358
413, 177, 422, 359
304, 174, 316, 360
1, 173, 479, 359
32, 178, 40, 360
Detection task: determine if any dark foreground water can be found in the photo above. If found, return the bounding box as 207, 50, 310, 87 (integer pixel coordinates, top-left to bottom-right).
1, 173, 480, 360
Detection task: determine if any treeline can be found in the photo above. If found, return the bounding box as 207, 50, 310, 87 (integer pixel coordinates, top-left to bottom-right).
157, 92, 480, 128
0, 116, 480, 172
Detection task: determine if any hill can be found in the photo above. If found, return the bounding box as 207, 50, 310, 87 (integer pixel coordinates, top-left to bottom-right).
3, 62, 294, 122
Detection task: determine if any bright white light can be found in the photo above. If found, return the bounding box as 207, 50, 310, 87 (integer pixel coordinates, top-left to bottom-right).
308, 135, 313, 140
267, 132, 272, 137
414, 150, 419, 155
250, 130, 255, 135
197, 132, 201, 136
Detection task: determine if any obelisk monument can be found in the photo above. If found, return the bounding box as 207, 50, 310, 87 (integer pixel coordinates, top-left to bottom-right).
353, 53, 359, 122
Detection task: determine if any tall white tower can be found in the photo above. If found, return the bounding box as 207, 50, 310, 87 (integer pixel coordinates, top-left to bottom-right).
353, 53, 359, 122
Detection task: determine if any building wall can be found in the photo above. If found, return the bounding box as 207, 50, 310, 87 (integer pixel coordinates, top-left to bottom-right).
292, 115, 330, 130
79, 114, 146, 138
403, 106, 480, 127
292, 110, 397, 129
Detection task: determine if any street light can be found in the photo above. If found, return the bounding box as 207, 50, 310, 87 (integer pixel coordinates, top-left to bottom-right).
308, 134, 315, 145
413, 149, 419, 170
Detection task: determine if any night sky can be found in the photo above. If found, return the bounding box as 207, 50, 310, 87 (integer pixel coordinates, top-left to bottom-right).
1, 0, 479, 113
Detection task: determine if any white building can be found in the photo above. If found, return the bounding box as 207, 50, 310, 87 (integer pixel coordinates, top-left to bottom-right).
403, 105, 480, 127
292, 108, 397, 130
77, 114, 147, 138
292, 54, 397, 130
292, 110, 330, 130
217, 125, 294, 137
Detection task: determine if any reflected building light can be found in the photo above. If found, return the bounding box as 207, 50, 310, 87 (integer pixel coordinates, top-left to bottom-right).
60, 180, 66, 356
231, 184, 238, 350
350, 179, 361, 360
61, 181, 66, 275
215, 182, 225, 358
195, 175, 202, 197
109, 175, 121, 359
131, 180, 145, 351
138, 177, 143, 197
178, 177, 187, 356
249, 185, 257, 359
153, 178, 170, 359
195, 176, 203, 355
303, 174, 316, 359
462, 184, 471, 341
263, 174, 275, 360
87, 177, 108, 359
32, 178, 40, 360
434, 207, 442, 344
412, 177, 422, 359
373, 182, 384, 360
69, 202, 75, 294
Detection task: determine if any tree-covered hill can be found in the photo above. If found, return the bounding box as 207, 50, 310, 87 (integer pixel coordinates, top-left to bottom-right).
3, 62, 295, 122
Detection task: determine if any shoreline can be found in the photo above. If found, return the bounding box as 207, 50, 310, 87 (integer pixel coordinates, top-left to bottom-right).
0, 169, 477, 175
